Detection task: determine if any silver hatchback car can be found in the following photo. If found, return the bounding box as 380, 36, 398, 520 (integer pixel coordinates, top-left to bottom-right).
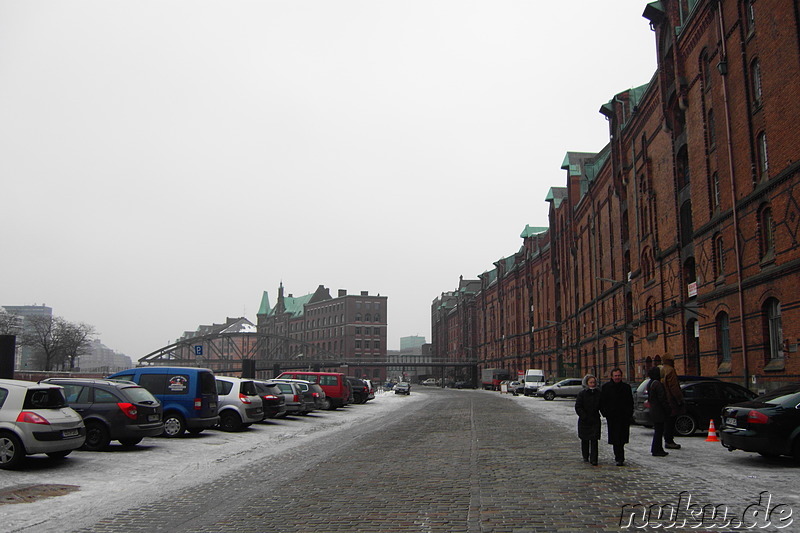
0, 379, 86, 469
215, 377, 264, 431
536, 378, 584, 401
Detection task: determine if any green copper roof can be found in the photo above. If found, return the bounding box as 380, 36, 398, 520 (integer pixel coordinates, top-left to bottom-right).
283, 293, 314, 317
520, 225, 548, 239
258, 291, 272, 316
545, 187, 568, 208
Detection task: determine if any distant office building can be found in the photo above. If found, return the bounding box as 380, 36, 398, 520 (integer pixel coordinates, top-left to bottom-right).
1, 305, 53, 370
400, 336, 426, 354
79, 339, 133, 374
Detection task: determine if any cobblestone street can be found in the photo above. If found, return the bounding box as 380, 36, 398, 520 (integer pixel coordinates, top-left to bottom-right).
70, 388, 796, 532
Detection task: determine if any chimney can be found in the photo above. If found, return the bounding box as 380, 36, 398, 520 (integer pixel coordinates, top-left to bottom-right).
338, 289, 347, 297
361, 291, 368, 296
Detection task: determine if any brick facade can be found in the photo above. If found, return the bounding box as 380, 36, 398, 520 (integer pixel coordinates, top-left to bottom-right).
432, 0, 800, 392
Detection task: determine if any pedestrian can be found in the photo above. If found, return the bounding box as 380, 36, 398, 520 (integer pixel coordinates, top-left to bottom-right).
660, 353, 684, 450
575, 374, 602, 466
600, 367, 634, 466
647, 366, 669, 457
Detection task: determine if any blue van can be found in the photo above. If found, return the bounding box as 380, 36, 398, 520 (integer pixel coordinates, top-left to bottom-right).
107, 367, 219, 437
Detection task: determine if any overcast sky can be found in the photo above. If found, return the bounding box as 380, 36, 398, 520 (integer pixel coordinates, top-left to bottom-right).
1, 1, 657, 359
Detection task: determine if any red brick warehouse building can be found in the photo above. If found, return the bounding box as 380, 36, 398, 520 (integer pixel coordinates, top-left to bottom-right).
432, 0, 800, 392
257, 283, 388, 382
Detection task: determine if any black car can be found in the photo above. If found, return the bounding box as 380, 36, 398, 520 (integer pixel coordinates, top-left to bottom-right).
720, 383, 800, 461
346, 377, 369, 404
253, 381, 287, 419
634, 376, 757, 436
41, 378, 163, 451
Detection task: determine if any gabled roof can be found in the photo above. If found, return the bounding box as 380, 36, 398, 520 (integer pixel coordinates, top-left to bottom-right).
282, 293, 314, 317
545, 187, 568, 208
520, 225, 548, 239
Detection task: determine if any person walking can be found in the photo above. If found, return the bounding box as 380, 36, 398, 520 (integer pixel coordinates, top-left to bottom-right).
647, 366, 669, 457
660, 353, 684, 450
600, 368, 634, 466
575, 374, 602, 466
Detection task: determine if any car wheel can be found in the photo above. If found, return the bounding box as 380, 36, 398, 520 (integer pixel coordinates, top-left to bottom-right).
0, 432, 25, 470
674, 414, 697, 436
119, 438, 143, 447
219, 411, 243, 432
543, 391, 556, 401
83, 421, 111, 451
162, 413, 186, 437
46, 450, 72, 459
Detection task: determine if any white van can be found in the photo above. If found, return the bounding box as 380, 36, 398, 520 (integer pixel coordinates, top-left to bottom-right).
523, 369, 546, 396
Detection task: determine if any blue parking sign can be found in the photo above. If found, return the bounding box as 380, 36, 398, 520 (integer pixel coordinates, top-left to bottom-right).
194, 345, 203, 356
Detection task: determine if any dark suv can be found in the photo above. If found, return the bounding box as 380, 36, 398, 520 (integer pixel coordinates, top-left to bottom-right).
41, 378, 163, 451
346, 377, 369, 404
253, 381, 287, 419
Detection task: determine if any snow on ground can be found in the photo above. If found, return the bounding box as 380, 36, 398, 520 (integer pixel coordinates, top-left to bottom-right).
499, 389, 800, 511
0, 389, 425, 533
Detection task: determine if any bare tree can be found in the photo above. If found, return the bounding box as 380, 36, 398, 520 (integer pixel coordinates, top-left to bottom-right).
61, 321, 95, 370
21, 315, 63, 371
20, 316, 96, 371
0, 310, 23, 336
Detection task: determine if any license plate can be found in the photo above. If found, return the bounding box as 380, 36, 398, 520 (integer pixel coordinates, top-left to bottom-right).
148, 414, 160, 422
725, 417, 737, 427
62, 429, 79, 438
209, 403, 217, 409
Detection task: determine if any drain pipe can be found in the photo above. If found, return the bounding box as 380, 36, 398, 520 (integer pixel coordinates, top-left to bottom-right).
716, 4, 750, 389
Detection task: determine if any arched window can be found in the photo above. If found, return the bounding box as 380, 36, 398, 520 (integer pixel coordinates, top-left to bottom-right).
716, 311, 731, 362
355, 314, 362, 322
756, 132, 769, 179
702, 48, 713, 89
680, 201, 694, 248
713, 232, 725, 278
707, 109, 716, 149
364, 313, 371, 322
751, 59, 762, 107
763, 298, 783, 361
676, 146, 690, 190
711, 172, 721, 209
374, 314, 381, 322
745, 0, 755, 34
758, 204, 775, 259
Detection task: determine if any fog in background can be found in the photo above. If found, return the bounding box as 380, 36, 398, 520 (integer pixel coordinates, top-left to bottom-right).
1, 1, 657, 358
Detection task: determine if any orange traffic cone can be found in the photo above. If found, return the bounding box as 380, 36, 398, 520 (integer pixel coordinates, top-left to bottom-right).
706, 419, 720, 442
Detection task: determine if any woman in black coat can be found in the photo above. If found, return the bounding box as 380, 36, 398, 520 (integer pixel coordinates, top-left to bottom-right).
647, 366, 670, 457
600, 368, 634, 466
575, 374, 601, 465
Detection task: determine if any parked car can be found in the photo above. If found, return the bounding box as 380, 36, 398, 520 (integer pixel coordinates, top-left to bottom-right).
633, 376, 756, 435
505, 381, 525, 395
362, 379, 376, 401
395, 382, 411, 395
720, 383, 800, 460
266, 381, 306, 416
107, 367, 219, 437
270, 379, 321, 413
215, 377, 264, 431
454, 380, 474, 389
346, 377, 369, 404
41, 377, 163, 450
537, 378, 584, 400
275, 372, 351, 409
0, 379, 86, 469
422, 378, 438, 386
252, 381, 287, 419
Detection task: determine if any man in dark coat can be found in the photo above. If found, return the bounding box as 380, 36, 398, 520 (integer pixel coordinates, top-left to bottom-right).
647, 366, 670, 457
575, 374, 602, 466
600, 368, 634, 466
